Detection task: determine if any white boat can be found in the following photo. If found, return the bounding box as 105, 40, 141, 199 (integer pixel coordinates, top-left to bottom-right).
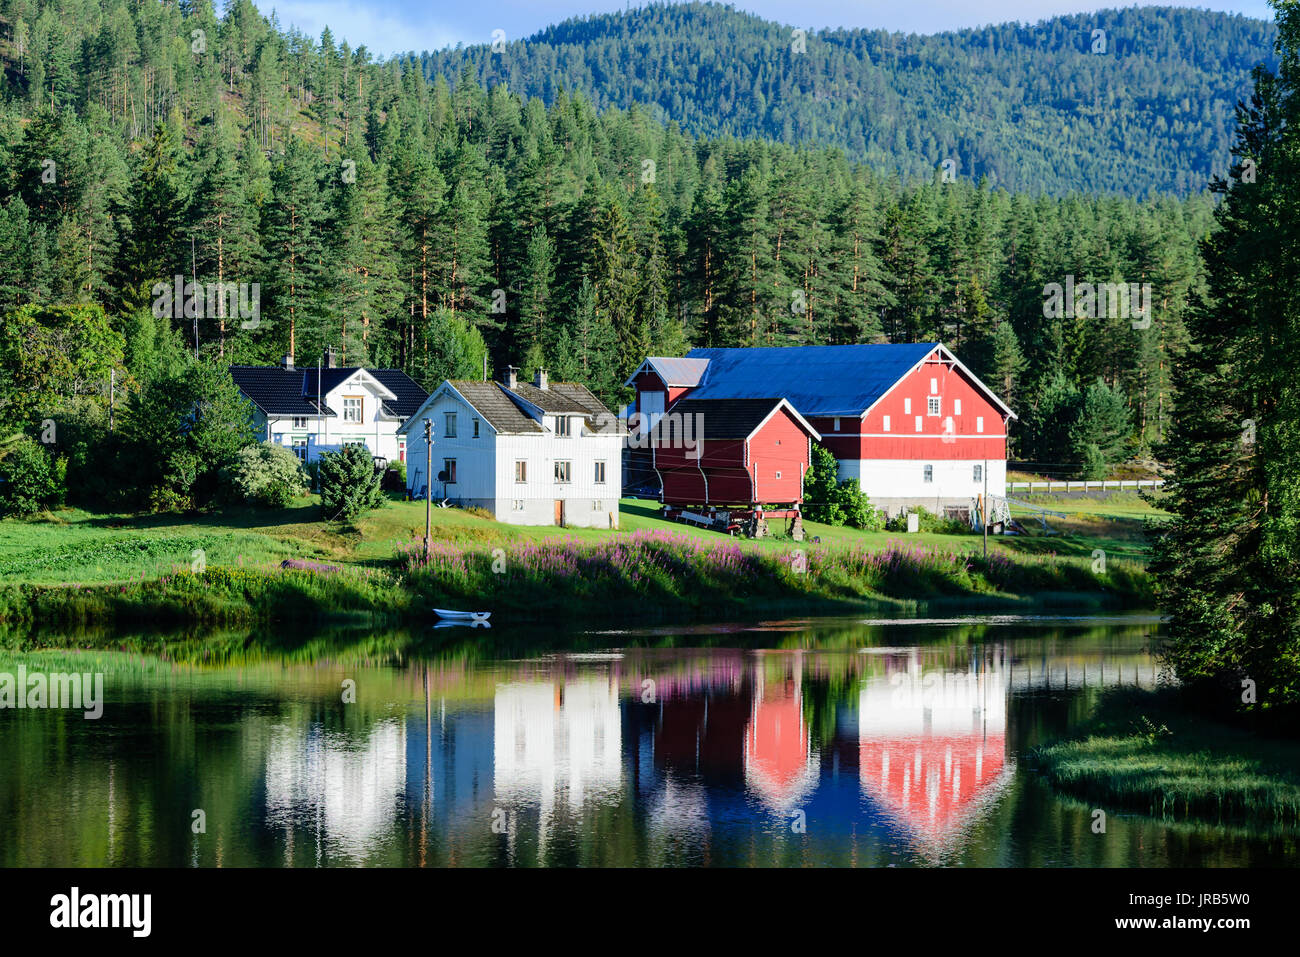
433, 608, 491, 622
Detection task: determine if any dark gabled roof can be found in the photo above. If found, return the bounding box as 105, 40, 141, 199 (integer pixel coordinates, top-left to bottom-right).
684, 343, 940, 416
231, 365, 427, 418
668, 397, 815, 440
370, 370, 428, 418
447, 381, 545, 434
229, 366, 331, 416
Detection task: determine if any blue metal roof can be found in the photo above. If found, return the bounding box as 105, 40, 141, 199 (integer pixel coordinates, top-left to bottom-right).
683, 343, 940, 416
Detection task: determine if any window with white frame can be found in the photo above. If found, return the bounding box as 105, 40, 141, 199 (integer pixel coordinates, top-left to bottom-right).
444, 412, 457, 438
930, 378, 938, 394
442, 459, 457, 483
343, 396, 363, 423
775, 471, 783, 479
512, 499, 524, 511
976, 417, 984, 433
974, 464, 983, 483
923, 464, 933, 483
904, 397, 912, 414
292, 438, 308, 461
954, 399, 962, 415
914, 416, 922, 432
555, 416, 571, 437
515, 460, 527, 483
555, 460, 571, 483
927, 396, 941, 416
292, 416, 308, 429
882, 415, 891, 432
593, 500, 602, 511
594, 461, 606, 484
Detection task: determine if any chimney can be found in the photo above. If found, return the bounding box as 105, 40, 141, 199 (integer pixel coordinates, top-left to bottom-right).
324, 347, 337, 369
281, 353, 294, 370
534, 368, 549, 390
503, 365, 518, 390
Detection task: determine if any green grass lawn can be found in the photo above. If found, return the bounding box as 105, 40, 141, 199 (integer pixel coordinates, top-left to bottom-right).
0, 492, 1160, 586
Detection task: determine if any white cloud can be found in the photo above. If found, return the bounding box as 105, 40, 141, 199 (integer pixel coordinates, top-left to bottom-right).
267, 2, 463, 56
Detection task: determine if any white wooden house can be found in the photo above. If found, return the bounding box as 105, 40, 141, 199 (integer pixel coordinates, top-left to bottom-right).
400, 368, 624, 528
230, 351, 428, 466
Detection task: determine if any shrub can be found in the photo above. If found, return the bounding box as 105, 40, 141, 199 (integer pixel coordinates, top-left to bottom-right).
885, 507, 970, 535
0, 436, 66, 516
318, 446, 384, 521
804, 445, 882, 529
224, 444, 309, 508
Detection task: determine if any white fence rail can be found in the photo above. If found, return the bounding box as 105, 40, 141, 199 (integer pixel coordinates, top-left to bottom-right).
1007, 479, 1164, 493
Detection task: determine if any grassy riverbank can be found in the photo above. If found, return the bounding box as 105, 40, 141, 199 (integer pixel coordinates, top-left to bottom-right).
1033, 687, 1300, 827
0, 494, 1157, 626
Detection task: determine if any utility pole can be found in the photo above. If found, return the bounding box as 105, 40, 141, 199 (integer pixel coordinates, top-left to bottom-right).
424, 417, 433, 561
982, 457, 989, 559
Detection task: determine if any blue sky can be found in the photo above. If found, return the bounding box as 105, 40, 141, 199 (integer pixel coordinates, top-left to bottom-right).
262, 1, 1276, 57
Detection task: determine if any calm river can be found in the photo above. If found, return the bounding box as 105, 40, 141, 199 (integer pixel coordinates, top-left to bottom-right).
1, 612, 1293, 866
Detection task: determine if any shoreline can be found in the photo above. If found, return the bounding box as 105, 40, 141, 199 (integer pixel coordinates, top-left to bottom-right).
0, 532, 1152, 632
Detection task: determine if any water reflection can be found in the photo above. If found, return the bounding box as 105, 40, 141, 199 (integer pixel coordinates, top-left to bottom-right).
0, 614, 1293, 867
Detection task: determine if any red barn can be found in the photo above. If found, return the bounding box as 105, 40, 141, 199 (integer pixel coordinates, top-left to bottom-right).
626, 343, 1014, 522
648, 397, 819, 537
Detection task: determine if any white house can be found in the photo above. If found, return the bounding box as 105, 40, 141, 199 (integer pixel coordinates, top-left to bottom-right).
399, 368, 624, 528
230, 351, 428, 466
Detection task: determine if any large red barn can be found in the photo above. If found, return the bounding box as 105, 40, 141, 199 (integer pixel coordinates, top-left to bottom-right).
626, 343, 1015, 521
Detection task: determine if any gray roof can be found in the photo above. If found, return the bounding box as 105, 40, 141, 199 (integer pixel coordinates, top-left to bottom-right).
447, 381, 545, 434
625, 356, 711, 388
668, 397, 815, 440
550, 382, 625, 434
509, 381, 593, 415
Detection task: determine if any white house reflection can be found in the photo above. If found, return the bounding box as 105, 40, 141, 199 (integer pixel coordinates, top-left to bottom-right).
264, 718, 407, 863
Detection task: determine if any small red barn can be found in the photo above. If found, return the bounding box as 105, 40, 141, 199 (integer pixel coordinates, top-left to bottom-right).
650, 397, 819, 534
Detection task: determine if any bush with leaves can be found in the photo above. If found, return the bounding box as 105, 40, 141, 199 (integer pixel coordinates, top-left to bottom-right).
0, 436, 66, 516
318, 446, 385, 522
224, 443, 309, 508
802, 445, 882, 529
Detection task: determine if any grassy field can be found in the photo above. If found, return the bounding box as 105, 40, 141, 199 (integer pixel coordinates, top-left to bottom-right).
1033, 686, 1300, 827
0, 493, 1162, 586
0, 493, 1161, 627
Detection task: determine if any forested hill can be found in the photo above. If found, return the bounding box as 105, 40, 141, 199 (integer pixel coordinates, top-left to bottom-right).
416, 3, 1276, 196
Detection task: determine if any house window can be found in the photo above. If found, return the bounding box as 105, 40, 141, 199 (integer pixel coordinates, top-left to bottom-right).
594, 461, 606, 484
930, 377, 938, 394
924, 465, 934, 483
398, 440, 406, 463
882, 415, 891, 432
914, 416, 922, 432
473, 419, 480, 438
954, 399, 962, 415
555, 416, 571, 437
292, 416, 308, 429
833, 417, 841, 432
976, 417, 985, 433
974, 464, 983, 483
343, 397, 363, 423
593, 500, 602, 511
512, 499, 524, 511
515, 460, 527, 483
444, 412, 457, 438
927, 396, 941, 416
775, 471, 783, 479
292, 439, 308, 461
442, 459, 457, 483
555, 461, 572, 483
904, 398, 911, 414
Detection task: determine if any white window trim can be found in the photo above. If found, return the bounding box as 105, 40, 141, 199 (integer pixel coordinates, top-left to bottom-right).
914, 415, 922, 432
882, 415, 890, 432
927, 396, 941, 416
976, 417, 984, 433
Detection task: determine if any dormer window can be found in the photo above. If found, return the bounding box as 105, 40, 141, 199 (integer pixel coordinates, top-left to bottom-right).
343, 396, 363, 423
555, 416, 571, 437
